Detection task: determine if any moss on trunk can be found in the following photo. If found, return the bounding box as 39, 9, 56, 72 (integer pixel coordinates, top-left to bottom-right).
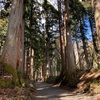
0, 63, 26, 88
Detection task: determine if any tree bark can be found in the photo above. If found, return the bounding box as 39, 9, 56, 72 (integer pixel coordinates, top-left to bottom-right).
44, 0, 51, 78
94, 0, 100, 49
74, 25, 82, 68
1, 0, 24, 73
30, 48, 34, 79
57, 0, 65, 73
64, 0, 76, 72
89, 18, 99, 53
80, 19, 91, 68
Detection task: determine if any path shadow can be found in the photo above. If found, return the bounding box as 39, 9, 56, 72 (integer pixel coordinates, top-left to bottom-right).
35, 82, 74, 100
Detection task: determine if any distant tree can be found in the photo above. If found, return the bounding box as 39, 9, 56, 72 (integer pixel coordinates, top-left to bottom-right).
57, 0, 65, 73
42, 0, 59, 79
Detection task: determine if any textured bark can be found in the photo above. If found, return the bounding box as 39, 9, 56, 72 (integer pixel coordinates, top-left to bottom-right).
74, 26, 82, 68
64, 0, 76, 72
94, 0, 100, 49
89, 17, 99, 53
58, 0, 65, 72
25, 46, 34, 79
1, 0, 24, 73
80, 19, 91, 68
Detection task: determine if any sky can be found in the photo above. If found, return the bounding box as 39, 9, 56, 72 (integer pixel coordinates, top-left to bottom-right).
38, 0, 57, 9
0, 0, 4, 11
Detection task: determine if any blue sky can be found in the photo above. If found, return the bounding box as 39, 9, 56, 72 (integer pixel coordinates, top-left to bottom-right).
83, 15, 92, 40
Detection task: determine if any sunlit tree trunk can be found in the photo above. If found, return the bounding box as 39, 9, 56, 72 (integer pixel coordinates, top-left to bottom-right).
30, 48, 34, 79
44, 0, 51, 78
26, 44, 30, 77
42, 56, 46, 81
88, 0, 99, 53
29, 0, 34, 79
64, 0, 76, 72
58, 0, 65, 74
94, 0, 100, 49
74, 25, 82, 68
94, 0, 100, 67
91, 0, 94, 7
89, 18, 99, 53
1, 0, 24, 73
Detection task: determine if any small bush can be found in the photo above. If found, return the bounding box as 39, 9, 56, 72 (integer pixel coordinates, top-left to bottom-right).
3, 64, 19, 85
0, 79, 12, 88
46, 76, 56, 84
0, 63, 20, 88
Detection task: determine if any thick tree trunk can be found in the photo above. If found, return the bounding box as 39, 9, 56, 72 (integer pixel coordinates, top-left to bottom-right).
1, 0, 24, 73
94, 0, 100, 49
80, 19, 91, 68
58, 0, 65, 73
64, 0, 76, 72
89, 17, 99, 53
91, 0, 94, 7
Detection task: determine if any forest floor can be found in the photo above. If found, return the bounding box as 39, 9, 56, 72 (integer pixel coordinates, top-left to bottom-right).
0, 87, 36, 100
35, 82, 100, 100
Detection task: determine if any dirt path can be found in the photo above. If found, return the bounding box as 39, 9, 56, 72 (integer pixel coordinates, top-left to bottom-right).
35, 82, 98, 100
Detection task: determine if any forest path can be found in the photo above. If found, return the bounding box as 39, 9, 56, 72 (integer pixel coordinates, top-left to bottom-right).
35, 82, 97, 100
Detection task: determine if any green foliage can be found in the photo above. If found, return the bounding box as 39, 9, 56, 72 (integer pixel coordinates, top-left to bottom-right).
0, 18, 8, 35
0, 79, 12, 88
0, 64, 19, 88
24, 0, 59, 73
0, 63, 29, 88
0, 0, 11, 18
70, 0, 87, 20
42, 1, 58, 14
24, 0, 45, 71
2, 64, 19, 85
90, 81, 100, 94
16, 70, 26, 87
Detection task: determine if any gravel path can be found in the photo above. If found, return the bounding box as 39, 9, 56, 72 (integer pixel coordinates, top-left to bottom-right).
35, 82, 98, 100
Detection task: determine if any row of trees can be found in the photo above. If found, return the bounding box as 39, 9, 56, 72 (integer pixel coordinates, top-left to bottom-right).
0, 0, 100, 82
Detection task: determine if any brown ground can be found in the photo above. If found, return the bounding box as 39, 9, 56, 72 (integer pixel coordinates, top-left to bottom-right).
0, 87, 35, 100
35, 82, 99, 100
